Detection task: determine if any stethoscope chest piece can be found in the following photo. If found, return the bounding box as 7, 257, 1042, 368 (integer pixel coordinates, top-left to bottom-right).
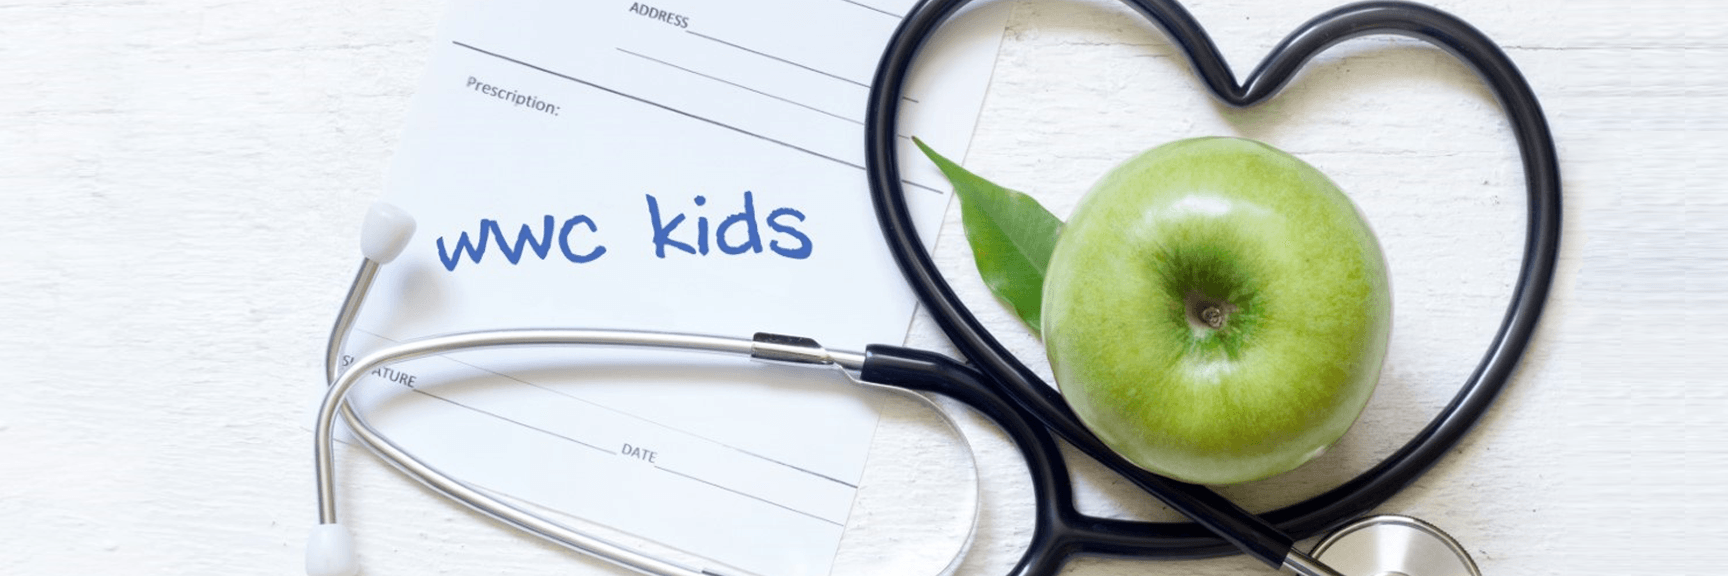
1311, 515, 1481, 576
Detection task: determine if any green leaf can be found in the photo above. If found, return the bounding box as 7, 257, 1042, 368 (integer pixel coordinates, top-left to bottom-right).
914, 137, 1063, 337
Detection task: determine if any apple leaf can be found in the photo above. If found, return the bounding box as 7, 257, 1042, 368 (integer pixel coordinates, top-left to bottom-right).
914, 138, 1063, 337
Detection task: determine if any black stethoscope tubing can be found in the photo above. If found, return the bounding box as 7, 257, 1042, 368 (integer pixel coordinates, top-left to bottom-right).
863, 0, 1560, 571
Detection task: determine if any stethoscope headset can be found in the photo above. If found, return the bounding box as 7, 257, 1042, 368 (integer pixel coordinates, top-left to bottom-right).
307, 1, 1560, 575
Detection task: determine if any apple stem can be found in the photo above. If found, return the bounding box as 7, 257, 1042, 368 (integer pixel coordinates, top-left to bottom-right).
1200, 305, 1225, 329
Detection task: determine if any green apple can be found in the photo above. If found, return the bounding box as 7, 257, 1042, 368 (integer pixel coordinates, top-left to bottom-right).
1043, 137, 1390, 485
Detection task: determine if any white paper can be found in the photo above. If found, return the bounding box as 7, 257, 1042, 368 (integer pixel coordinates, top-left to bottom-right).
342, 1, 1008, 575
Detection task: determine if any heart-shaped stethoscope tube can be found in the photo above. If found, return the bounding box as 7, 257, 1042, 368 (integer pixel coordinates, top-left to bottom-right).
865, 0, 1560, 565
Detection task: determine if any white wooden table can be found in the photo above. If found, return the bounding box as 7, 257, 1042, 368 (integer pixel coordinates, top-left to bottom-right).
2, 1, 1717, 574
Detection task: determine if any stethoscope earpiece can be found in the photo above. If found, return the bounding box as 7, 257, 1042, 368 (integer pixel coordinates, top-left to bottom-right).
361, 202, 416, 264
304, 522, 359, 576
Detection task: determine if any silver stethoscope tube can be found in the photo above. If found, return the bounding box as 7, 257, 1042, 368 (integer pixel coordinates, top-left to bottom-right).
314, 328, 855, 576
308, 204, 977, 576
317, 324, 864, 520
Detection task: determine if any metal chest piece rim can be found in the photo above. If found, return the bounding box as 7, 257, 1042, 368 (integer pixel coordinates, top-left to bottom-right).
1310, 515, 1481, 576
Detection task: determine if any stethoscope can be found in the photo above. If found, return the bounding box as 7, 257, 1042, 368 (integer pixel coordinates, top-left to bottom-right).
306, 1, 1560, 575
